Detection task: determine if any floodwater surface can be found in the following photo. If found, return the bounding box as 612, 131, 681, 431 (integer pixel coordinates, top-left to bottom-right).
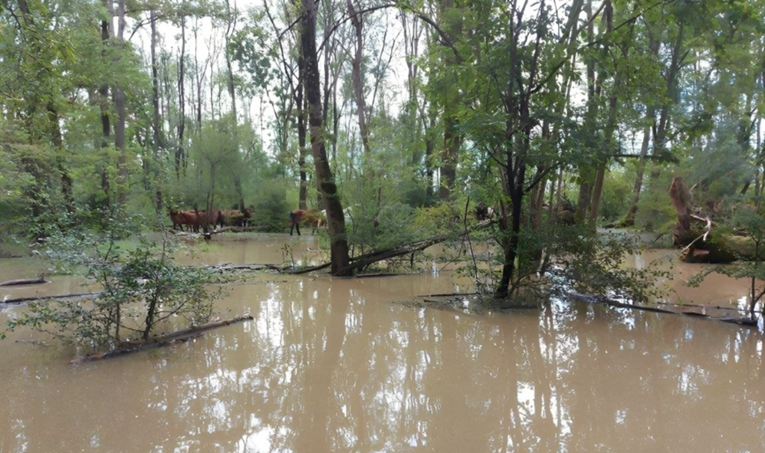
0, 234, 764, 452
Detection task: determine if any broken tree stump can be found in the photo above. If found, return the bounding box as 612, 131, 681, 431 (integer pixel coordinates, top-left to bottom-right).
669, 176, 755, 263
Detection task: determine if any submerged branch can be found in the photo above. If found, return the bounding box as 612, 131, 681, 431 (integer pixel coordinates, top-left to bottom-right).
570, 292, 758, 327
69, 315, 254, 364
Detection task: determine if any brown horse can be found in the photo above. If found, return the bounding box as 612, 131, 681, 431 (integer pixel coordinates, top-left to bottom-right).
289, 209, 325, 236
169, 209, 187, 231
169, 209, 222, 233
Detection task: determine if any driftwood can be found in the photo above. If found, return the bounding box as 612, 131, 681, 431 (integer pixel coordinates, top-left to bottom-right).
669, 176, 756, 263
0, 276, 47, 286
70, 315, 254, 364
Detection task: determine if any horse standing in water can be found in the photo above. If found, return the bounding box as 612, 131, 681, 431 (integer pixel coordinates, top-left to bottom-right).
289, 209, 325, 236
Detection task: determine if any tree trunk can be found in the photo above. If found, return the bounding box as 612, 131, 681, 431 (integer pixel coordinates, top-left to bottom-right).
46, 103, 75, 215
224, 0, 244, 211
297, 49, 308, 209
347, 0, 370, 156
300, 0, 350, 275
576, 0, 597, 223
176, 16, 187, 180
438, 0, 461, 200
99, 0, 112, 211
115, 0, 127, 206
621, 109, 654, 226
150, 8, 163, 212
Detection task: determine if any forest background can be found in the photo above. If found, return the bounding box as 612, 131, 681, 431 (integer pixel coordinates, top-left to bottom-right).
1, 0, 764, 300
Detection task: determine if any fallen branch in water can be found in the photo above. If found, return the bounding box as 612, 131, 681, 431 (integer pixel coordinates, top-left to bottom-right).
0, 275, 47, 286
289, 223, 495, 276
356, 273, 414, 278
287, 262, 332, 274
70, 315, 254, 364
570, 292, 758, 327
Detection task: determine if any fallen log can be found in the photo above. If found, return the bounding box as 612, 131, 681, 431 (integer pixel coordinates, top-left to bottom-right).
1, 292, 102, 305
0, 275, 47, 286
70, 315, 254, 364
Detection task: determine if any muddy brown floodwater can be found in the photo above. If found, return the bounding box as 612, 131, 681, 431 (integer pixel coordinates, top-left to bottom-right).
1, 233, 764, 452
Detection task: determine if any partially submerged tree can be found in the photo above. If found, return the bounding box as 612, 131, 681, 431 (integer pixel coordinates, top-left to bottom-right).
299, 0, 351, 275
3, 216, 223, 349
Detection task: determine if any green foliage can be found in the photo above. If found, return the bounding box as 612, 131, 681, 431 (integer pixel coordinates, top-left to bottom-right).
3, 217, 223, 350
600, 169, 634, 223
635, 165, 676, 232
251, 179, 289, 232
412, 204, 463, 237
347, 202, 419, 254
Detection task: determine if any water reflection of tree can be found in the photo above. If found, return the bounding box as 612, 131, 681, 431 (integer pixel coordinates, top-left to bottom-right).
6, 279, 765, 452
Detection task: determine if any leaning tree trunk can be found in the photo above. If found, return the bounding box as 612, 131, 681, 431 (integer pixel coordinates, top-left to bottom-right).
300, 0, 350, 275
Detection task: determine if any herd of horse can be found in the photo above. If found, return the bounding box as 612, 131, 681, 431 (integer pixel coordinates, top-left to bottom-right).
169, 204, 496, 235
167, 207, 325, 235
168, 208, 252, 233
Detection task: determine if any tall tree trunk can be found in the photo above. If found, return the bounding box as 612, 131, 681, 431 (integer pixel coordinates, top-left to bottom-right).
298, 48, 308, 209
115, 0, 127, 206
176, 16, 187, 180
347, 0, 370, 156
300, 0, 350, 275
438, 0, 461, 200
621, 108, 654, 226
48, 104, 75, 215
224, 0, 244, 210
587, 0, 617, 226
99, 0, 112, 210
150, 8, 163, 212
576, 0, 596, 223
